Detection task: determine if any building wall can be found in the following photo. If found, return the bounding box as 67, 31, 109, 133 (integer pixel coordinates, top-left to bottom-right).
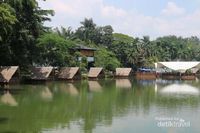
80, 50, 94, 57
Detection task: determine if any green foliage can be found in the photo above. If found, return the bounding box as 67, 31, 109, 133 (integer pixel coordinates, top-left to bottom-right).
95, 48, 120, 71
76, 18, 96, 43
111, 33, 138, 67
0, 0, 54, 67
0, 3, 17, 41
154, 36, 199, 61
144, 56, 159, 68
70, 51, 81, 66
1, 3, 200, 72
36, 33, 75, 66
111, 34, 200, 69
100, 25, 113, 47
54, 26, 76, 40
113, 33, 135, 44
79, 56, 88, 73
0, 3, 17, 65
75, 18, 113, 47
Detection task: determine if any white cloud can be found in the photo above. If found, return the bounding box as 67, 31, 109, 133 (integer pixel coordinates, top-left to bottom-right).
38, 0, 200, 39
101, 5, 128, 18
39, 0, 102, 17
161, 2, 185, 16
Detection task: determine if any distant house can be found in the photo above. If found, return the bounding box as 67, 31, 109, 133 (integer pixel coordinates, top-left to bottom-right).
73, 44, 97, 68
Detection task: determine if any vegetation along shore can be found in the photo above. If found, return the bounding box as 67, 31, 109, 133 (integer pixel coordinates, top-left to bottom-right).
1, 0, 200, 75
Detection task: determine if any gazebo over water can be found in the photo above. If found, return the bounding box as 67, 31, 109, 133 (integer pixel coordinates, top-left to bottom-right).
155, 61, 200, 80
155, 61, 200, 73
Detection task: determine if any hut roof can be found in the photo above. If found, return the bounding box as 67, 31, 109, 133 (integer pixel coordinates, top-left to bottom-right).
116, 68, 132, 77
31, 67, 53, 80
74, 44, 97, 51
58, 67, 80, 80
0, 66, 19, 83
88, 67, 104, 78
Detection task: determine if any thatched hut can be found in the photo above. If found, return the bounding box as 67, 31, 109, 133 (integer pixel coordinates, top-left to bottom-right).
115, 68, 132, 77
0, 66, 19, 84
30, 67, 54, 81
88, 67, 104, 79
57, 67, 81, 80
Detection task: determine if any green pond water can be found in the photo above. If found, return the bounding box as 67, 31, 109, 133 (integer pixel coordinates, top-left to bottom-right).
0, 79, 200, 133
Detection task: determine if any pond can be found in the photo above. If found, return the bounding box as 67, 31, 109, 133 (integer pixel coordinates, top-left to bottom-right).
0, 79, 200, 133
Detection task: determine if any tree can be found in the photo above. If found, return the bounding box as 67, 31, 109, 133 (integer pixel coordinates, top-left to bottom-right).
150, 35, 200, 62
95, 48, 120, 71
0, 3, 16, 42
54, 26, 76, 40
0, 3, 17, 65
111, 33, 137, 67
100, 25, 113, 48
36, 33, 75, 66
75, 18, 96, 43
0, 0, 54, 67
75, 18, 114, 47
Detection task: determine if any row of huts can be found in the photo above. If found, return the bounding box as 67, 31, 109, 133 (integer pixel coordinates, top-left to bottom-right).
0, 66, 133, 84
1, 62, 200, 84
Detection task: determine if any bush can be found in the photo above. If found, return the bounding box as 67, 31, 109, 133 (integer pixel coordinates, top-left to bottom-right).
95, 48, 120, 71
36, 33, 75, 66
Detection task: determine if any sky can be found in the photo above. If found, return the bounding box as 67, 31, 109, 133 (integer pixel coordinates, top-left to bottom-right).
38, 0, 200, 39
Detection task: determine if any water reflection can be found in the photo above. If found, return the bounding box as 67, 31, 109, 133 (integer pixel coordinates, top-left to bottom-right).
1, 91, 18, 106
116, 79, 131, 89
154, 82, 200, 111
40, 87, 53, 101
0, 80, 199, 133
88, 81, 102, 92
159, 84, 200, 95
59, 83, 79, 95
67, 83, 79, 95
155, 82, 200, 97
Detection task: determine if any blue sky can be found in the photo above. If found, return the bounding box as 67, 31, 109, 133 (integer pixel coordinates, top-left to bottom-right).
38, 0, 200, 39
106, 0, 199, 15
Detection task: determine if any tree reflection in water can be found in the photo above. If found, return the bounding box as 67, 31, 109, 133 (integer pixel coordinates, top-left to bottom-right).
0, 80, 199, 133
